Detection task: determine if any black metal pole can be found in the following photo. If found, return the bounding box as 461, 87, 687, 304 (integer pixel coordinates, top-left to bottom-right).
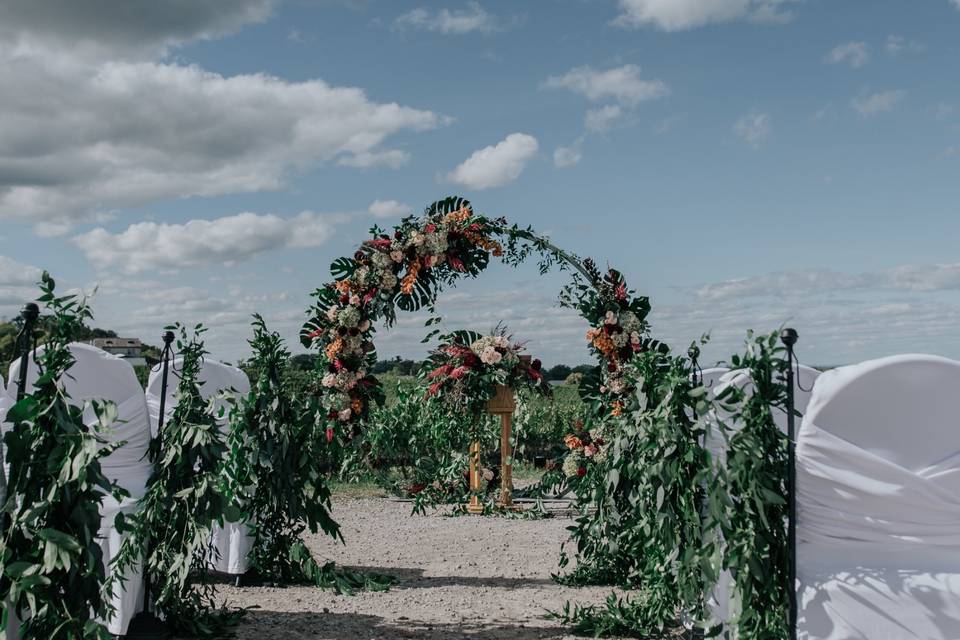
688, 345, 701, 420
15, 303, 39, 403
127, 331, 175, 640
780, 328, 798, 640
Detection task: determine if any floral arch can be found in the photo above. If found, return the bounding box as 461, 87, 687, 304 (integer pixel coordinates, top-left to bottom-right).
300, 196, 666, 441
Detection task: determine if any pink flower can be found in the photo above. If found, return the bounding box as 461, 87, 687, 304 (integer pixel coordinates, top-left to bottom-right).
338, 408, 352, 421
480, 347, 502, 365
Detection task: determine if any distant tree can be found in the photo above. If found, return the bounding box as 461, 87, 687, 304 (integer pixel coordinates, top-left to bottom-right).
372, 359, 396, 374
572, 364, 595, 375
288, 353, 317, 371
546, 364, 573, 381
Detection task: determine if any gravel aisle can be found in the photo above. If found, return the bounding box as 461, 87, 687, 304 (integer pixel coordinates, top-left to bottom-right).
219, 497, 625, 639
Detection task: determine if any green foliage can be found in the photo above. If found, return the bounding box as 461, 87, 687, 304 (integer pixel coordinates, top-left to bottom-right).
224, 316, 344, 586
558, 349, 718, 635
0, 272, 124, 639
714, 331, 790, 639
114, 324, 240, 637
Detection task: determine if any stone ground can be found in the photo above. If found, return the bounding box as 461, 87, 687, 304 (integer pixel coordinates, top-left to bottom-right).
216, 496, 628, 639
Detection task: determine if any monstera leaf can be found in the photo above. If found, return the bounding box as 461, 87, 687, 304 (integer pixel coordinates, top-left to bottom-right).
424, 195, 471, 218
330, 257, 358, 281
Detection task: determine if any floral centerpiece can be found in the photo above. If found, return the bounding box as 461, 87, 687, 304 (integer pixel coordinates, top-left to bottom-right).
424, 327, 550, 431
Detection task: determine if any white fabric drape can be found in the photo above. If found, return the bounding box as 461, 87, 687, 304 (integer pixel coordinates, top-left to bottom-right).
4, 343, 149, 636
705, 364, 821, 636
145, 358, 254, 575
797, 354, 960, 639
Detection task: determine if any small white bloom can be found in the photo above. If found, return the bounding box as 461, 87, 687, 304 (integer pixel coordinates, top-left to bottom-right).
604, 311, 618, 325
338, 408, 352, 421
322, 373, 336, 388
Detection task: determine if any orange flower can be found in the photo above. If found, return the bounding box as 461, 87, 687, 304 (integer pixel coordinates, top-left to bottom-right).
443, 206, 472, 224
335, 279, 351, 294
611, 401, 624, 417
401, 257, 421, 295
564, 434, 583, 450
325, 337, 344, 361
592, 332, 617, 359
351, 397, 363, 413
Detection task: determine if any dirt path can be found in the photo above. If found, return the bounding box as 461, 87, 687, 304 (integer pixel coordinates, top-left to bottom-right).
219, 497, 625, 639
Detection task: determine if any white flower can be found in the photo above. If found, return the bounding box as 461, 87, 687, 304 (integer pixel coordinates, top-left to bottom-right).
481, 347, 503, 365
371, 252, 391, 269
604, 311, 618, 325
631, 332, 641, 345
349, 294, 361, 306
337, 306, 361, 328
390, 250, 404, 263
608, 378, 627, 394
621, 311, 641, 333
562, 453, 583, 478
425, 232, 448, 254
493, 336, 509, 349
611, 331, 629, 348
354, 266, 371, 285
358, 319, 371, 332
322, 373, 337, 388
381, 273, 398, 290
326, 307, 338, 322
338, 408, 352, 421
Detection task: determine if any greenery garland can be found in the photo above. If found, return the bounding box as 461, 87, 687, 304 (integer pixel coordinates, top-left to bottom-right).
223, 315, 391, 593
0, 273, 124, 639
114, 324, 241, 637
713, 331, 790, 639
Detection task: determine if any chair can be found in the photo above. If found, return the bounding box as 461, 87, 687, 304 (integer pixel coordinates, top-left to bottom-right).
4, 343, 150, 636
145, 358, 254, 576
797, 355, 960, 639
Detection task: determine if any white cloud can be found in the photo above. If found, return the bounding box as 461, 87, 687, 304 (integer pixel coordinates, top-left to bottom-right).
952, 0, 960, 9
0, 0, 276, 60
72, 211, 339, 273
695, 263, 960, 302
0, 48, 447, 229
393, 2, 511, 35
543, 64, 668, 105
612, 0, 799, 31
444, 133, 539, 190
825, 41, 870, 68
553, 145, 583, 168
0, 255, 42, 286
851, 89, 905, 116
733, 111, 771, 148
584, 105, 623, 133
368, 199, 413, 218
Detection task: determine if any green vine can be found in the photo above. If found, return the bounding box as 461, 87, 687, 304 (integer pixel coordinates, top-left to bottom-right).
224, 315, 391, 593
114, 324, 241, 637
0, 272, 124, 639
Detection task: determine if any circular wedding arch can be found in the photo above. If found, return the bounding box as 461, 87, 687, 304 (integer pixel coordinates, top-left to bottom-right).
299, 196, 666, 441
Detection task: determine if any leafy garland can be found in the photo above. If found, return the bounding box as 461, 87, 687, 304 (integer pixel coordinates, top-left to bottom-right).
114, 324, 240, 637
0, 273, 124, 639
223, 315, 391, 593
713, 331, 790, 639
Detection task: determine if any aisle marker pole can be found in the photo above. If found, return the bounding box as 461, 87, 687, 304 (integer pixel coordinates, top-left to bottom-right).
128, 330, 175, 640
780, 328, 799, 640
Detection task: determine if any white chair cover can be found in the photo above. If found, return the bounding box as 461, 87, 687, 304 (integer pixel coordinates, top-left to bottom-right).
145, 358, 254, 575
797, 354, 960, 639
4, 343, 148, 636
706, 364, 821, 636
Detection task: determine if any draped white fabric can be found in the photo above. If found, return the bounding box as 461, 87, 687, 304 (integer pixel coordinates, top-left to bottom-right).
145, 358, 254, 575
705, 364, 821, 636
3, 343, 149, 636
797, 354, 960, 639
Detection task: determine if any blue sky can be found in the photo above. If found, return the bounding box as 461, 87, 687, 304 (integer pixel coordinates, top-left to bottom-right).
1, 0, 959, 367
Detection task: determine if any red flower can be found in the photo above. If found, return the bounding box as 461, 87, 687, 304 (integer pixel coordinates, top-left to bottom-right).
307, 329, 323, 339
334, 359, 344, 371
425, 223, 437, 233
326, 427, 335, 443
615, 282, 627, 301
449, 257, 466, 272
607, 362, 618, 373
450, 366, 468, 379
577, 466, 587, 478
531, 358, 542, 371
368, 238, 392, 250
363, 289, 377, 304
528, 368, 542, 382
427, 381, 443, 397
428, 364, 453, 379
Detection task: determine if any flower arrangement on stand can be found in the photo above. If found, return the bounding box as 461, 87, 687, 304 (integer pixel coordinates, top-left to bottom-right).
423, 327, 550, 513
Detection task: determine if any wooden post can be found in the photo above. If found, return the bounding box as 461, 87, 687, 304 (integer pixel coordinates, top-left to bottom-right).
487, 383, 517, 509
467, 440, 484, 514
